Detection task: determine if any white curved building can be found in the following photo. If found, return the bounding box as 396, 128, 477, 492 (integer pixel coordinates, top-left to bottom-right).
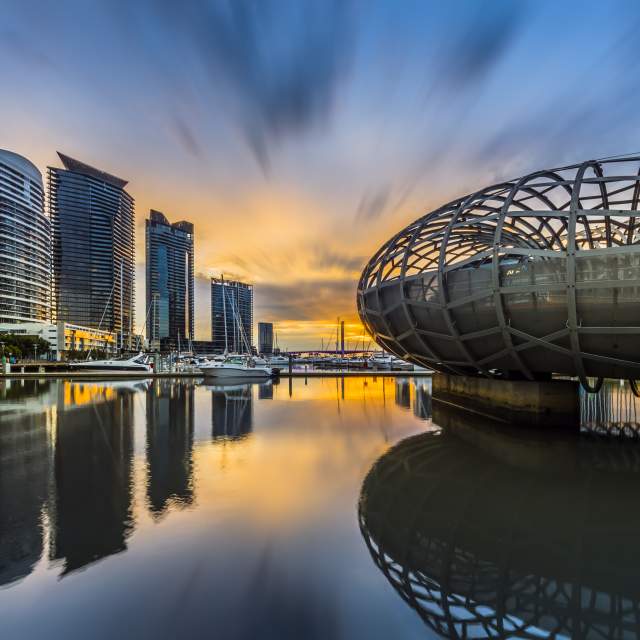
0, 150, 50, 323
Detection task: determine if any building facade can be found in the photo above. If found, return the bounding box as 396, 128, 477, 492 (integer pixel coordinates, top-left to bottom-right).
0, 321, 116, 360
48, 153, 135, 349
145, 210, 194, 349
0, 150, 51, 324
258, 322, 273, 355
210, 278, 253, 353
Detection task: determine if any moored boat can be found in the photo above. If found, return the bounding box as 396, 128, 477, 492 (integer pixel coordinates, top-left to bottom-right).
68, 353, 153, 373
199, 355, 273, 379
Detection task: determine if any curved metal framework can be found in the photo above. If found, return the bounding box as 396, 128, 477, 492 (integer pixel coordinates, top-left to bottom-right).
359, 428, 640, 639
358, 156, 640, 388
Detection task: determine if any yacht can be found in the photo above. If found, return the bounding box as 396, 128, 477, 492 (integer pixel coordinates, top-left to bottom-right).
390, 356, 414, 371
199, 355, 273, 379
369, 353, 393, 369
200, 275, 273, 379
268, 355, 289, 367
68, 353, 153, 373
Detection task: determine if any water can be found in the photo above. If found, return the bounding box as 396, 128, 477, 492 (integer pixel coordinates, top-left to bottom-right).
0, 376, 639, 640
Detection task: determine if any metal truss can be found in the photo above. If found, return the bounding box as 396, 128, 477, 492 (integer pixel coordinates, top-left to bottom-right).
358, 430, 640, 639
358, 156, 640, 390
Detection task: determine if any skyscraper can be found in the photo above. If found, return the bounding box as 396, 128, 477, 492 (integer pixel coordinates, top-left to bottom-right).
210, 278, 253, 353
258, 322, 273, 355
48, 153, 135, 348
145, 210, 194, 346
0, 150, 50, 323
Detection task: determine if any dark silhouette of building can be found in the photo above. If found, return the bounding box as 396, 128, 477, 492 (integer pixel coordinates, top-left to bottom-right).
258, 380, 273, 400
145, 210, 194, 347
258, 322, 273, 355
210, 278, 253, 353
146, 380, 195, 518
0, 384, 52, 587
50, 387, 134, 576
211, 384, 253, 440
0, 150, 50, 323
49, 153, 135, 349
394, 379, 410, 409
412, 380, 431, 419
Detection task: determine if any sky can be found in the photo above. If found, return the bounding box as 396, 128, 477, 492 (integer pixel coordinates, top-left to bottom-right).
3, 0, 640, 348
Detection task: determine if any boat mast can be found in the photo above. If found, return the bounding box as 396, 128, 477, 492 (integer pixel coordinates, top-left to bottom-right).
221, 274, 229, 355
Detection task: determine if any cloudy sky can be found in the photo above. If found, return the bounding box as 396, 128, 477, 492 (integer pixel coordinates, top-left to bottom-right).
2, 0, 640, 348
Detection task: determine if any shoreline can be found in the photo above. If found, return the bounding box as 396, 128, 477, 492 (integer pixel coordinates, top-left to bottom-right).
0, 370, 433, 381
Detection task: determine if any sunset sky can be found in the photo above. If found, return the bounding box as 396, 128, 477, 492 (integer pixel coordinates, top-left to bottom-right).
3, 0, 640, 348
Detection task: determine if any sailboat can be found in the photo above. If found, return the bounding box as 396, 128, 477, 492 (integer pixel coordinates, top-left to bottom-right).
199, 275, 273, 379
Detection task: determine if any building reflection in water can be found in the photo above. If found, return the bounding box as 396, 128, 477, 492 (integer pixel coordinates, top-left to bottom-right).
146, 380, 195, 518
0, 380, 53, 587
393, 378, 431, 420
359, 402, 640, 639
258, 380, 274, 400
209, 382, 255, 440
412, 379, 431, 420
50, 383, 135, 577
394, 379, 410, 409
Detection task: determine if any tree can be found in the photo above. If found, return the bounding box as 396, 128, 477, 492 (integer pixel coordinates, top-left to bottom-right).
0, 334, 50, 360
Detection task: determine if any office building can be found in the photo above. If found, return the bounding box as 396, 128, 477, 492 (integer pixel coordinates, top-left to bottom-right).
49, 153, 135, 349
210, 278, 253, 353
0, 150, 50, 323
145, 210, 194, 349
258, 322, 273, 355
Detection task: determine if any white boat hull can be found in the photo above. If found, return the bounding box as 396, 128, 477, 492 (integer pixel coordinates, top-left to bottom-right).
199, 365, 272, 379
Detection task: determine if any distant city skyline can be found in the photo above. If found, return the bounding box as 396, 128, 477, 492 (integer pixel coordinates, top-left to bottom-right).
3, 0, 640, 347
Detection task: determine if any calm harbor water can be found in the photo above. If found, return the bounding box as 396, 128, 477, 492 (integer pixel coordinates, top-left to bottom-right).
1, 376, 639, 639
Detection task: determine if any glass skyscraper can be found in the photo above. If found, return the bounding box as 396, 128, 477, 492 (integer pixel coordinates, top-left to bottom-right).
145, 210, 194, 346
258, 322, 273, 355
210, 278, 253, 353
48, 153, 135, 348
0, 150, 50, 323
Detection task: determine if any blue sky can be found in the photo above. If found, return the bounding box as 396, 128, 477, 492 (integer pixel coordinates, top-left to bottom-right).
2, 0, 640, 346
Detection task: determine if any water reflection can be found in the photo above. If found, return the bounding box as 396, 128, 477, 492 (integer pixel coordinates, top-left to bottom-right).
582, 379, 640, 437
208, 382, 255, 441
394, 379, 411, 409
146, 380, 195, 518
0, 383, 52, 587
359, 402, 640, 639
51, 386, 135, 576
394, 378, 432, 420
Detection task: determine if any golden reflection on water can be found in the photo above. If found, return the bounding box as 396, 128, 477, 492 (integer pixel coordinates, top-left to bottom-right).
1, 376, 640, 640
0, 376, 431, 588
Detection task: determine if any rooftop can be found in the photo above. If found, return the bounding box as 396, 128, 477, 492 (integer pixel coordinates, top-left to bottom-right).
56, 152, 128, 189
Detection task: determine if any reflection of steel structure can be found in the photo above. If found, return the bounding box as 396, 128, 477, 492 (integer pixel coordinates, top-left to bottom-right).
359, 424, 640, 639
581, 379, 640, 438
358, 157, 640, 390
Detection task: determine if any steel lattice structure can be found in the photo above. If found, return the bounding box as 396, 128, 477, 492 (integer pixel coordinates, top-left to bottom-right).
359, 428, 640, 639
358, 156, 640, 390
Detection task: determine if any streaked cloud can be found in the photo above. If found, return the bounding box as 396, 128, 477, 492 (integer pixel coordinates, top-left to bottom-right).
2, 0, 640, 348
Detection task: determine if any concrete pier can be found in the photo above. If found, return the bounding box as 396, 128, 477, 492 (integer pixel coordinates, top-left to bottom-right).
432, 373, 580, 429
